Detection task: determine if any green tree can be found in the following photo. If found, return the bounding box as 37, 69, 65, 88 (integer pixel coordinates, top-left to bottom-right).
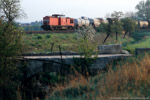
96, 22, 108, 33
121, 18, 137, 38
136, 0, 150, 20
111, 11, 123, 41
0, 0, 24, 23
103, 11, 123, 43
76, 26, 98, 76
0, 0, 24, 99
103, 18, 114, 43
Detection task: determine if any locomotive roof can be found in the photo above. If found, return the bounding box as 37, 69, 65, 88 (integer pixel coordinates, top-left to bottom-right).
52, 14, 65, 17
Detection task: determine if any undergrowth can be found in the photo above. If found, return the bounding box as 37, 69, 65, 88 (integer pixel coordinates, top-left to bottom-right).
47, 54, 150, 100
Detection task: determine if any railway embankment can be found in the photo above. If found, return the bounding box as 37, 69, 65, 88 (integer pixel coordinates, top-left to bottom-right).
21, 44, 134, 77
21, 44, 150, 77
22, 54, 132, 77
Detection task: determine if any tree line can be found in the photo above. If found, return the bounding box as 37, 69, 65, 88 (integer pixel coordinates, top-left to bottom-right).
97, 0, 150, 43
96, 11, 137, 43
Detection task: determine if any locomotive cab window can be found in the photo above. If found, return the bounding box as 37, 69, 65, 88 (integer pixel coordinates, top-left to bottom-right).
70, 19, 73, 23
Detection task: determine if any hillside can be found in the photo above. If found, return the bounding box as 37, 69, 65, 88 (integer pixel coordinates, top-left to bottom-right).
22, 31, 150, 54
47, 54, 150, 100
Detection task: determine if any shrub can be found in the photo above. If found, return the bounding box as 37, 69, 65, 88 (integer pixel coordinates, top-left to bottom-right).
49, 54, 150, 100
45, 34, 51, 39
74, 26, 98, 76
37, 35, 42, 39
0, 22, 23, 100
96, 23, 108, 33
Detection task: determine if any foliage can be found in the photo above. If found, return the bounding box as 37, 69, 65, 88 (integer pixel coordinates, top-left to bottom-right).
111, 11, 123, 41
96, 22, 108, 33
0, 0, 25, 22
136, 0, 150, 20
123, 31, 150, 53
0, 21, 23, 100
48, 54, 150, 100
0, 0, 24, 99
77, 26, 98, 59
121, 18, 137, 38
111, 11, 124, 19
74, 26, 98, 76
103, 11, 124, 43
45, 34, 51, 39
102, 18, 114, 43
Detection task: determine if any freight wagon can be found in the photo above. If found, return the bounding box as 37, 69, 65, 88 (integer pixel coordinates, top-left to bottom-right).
41, 14, 103, 31
41, 14, 150, 31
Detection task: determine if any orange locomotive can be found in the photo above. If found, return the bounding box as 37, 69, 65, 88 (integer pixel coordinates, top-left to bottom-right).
41, 14, 74, 30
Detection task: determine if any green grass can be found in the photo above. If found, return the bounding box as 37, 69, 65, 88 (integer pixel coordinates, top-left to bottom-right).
123, 31, 150, 53
22, 33, 80, 53
22, 31, 150, 54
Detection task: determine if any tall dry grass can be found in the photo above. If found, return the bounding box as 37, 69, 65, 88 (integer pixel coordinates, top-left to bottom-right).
48, 54, 150, 100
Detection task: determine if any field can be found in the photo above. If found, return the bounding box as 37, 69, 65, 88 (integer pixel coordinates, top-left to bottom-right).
22, 31, 150, 54
22, 33, 80, 53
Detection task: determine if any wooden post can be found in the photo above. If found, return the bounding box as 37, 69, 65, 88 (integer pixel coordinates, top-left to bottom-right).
59, 45, 63, 75
51, 43, 54, 52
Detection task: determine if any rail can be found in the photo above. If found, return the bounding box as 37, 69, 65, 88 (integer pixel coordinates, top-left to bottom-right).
25, 30, 77, 34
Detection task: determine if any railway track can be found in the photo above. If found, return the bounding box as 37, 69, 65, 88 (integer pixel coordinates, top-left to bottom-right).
25, 29, 150, 34
25, 30, 77, 34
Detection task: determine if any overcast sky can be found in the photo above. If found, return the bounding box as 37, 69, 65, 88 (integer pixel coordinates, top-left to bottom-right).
19, 0, 142, 23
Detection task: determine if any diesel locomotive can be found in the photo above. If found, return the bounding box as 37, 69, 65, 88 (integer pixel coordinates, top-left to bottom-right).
41, 14, 104, 30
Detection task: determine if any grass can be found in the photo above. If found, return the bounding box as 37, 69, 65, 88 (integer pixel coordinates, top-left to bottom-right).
123, 31, 150, 53
47, 54, 150, 100
21, 31, 150, 99
22, 33, 80, 53
22, 31, 150, 54
96, 31, 150, 54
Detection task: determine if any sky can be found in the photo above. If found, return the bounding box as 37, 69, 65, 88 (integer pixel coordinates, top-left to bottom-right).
19, 0, 143, 23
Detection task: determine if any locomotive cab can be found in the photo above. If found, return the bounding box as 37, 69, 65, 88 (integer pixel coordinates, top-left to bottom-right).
41, 14, 75, 30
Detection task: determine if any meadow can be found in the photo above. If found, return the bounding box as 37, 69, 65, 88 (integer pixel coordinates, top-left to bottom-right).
22, 31, 150, 54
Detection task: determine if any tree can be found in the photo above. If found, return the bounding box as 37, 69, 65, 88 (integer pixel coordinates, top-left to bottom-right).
112, 18, 123, 40
76, 26, 98, 76
96, 22, 108, 33
103, 18, 114, 43
111, 11, 123, 41
121, 18, 137, 38
136, 0, 150, 20
0, 0, 24, 99
0, 0, 24, 23
103, 11, 123, 43
111, 11, 123, 19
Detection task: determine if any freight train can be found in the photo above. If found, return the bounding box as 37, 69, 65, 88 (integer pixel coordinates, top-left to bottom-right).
41, 14, 150, 31
41, 14, 105, 30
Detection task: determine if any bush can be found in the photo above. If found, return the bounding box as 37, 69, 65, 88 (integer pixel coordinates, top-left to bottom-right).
37, 35, 42, 39
96, 23, 108, 33
45, 34, 51, 39
74, 26, 98, 76
0, 22, 23, 100
49, 54, 150, 100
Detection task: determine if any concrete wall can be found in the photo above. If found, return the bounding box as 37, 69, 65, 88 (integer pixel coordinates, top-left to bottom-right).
135, 48, 150, 55
98, 44, 122, 54
22, 54, 131, 77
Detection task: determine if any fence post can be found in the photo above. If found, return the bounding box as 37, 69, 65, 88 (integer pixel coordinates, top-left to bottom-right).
59, 45, 63, 75
51, 43, 54, 52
